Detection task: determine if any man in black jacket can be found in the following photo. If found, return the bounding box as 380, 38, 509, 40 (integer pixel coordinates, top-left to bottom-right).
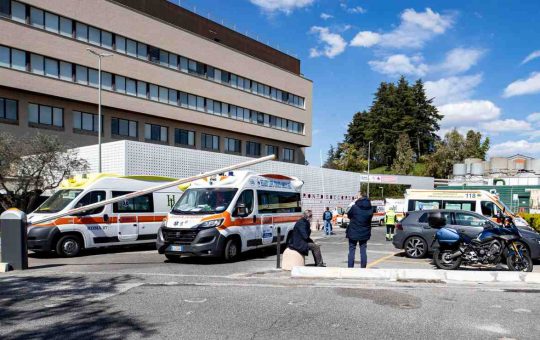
346, 192, 373, 268
288, 210, 326, 267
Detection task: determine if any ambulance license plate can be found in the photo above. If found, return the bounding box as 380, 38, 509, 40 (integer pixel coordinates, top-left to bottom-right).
169, 245, 184, 252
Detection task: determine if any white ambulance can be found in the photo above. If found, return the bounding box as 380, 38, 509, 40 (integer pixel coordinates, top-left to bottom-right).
27, 174, 183, 257
404, 189, 529, 228
157, 171, 304, 261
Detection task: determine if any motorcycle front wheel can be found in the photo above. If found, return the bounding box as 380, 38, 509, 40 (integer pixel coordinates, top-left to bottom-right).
433, 249, 462, 270
506, 252, 533, 272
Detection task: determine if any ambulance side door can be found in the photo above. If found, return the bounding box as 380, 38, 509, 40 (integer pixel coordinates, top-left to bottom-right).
72, 190, 114, 245
232, 190, 257, 250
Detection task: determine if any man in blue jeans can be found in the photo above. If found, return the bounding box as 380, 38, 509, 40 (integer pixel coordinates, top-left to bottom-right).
345, 192, 373, 268
322, 207, 333, 235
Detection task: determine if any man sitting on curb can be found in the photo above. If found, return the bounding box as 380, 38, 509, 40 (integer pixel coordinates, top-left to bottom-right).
288, 210, 326, 267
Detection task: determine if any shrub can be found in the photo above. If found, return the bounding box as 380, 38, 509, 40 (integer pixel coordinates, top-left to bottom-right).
519, 213, 540, 232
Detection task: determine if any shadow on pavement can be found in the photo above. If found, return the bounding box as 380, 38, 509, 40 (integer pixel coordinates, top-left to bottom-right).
168, 246, 281, 265
29, 243, 157, 259
0, 274, 156, 339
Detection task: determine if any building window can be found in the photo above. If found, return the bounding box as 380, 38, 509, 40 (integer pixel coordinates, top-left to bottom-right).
283, 148, 295, 162
0, 97, 18, 121
30, 7, 44, 28
112, 117, 137, 138
11, 1, 25, 23
59, 17, 72, 37
28, 103, 63, 127
225, 137, 241, 154
73, 111, 98, 132
201, 133, 219, 150
246, 141, 261, 157
174, 129, 195, 146
145, 123, 167, 142
44, 58, 59, 78
75, 22, 87, 41
30, 53, 44, 75
0, 0, 10, 17
44, 12, 59, 33
266, 145, 278, 157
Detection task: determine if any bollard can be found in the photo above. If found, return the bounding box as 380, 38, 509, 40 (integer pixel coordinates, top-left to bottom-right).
276, 226, 281, 269
0, 209, 28, 271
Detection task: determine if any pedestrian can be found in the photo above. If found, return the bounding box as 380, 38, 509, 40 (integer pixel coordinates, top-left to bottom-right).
346, 191, 373, 268
385, 208, 397, 241
323, 207, 333, 236
288, 210, 326, 267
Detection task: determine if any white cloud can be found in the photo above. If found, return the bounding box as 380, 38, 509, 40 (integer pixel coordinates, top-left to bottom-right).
503, 72, 540, 98
489, 140, 540, 157
437, 47, 485, 74
479, 119, 532, 133
350, 31, 381, 47
309, 26, 347, 58
340, 3, 366, 14
438, 100, 501, 127
521, 50, 540, 65
425, 74, 483, 105
320, 13, 333, 20
368, 54, 428, 77
351, 8, 454, 49
249, 0, 314, 14
527, 112, 540, 123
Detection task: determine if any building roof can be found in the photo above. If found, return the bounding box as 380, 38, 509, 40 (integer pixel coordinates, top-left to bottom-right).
507, 154, 534, 160
109, 0, 301, 75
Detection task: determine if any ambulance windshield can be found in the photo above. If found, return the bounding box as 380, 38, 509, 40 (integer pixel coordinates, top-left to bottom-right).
171, 188, 238, 214
34, 189, 83, 213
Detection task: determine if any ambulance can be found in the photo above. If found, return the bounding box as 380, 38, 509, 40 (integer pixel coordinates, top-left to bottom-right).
371, 200, 386, 226
385, 198, 406, 221
404, 189, 529, 228
157, 171, 304, 261
27, 174, 183, 257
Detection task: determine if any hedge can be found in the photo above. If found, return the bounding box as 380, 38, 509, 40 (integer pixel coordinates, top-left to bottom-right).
519, 213, 540, 232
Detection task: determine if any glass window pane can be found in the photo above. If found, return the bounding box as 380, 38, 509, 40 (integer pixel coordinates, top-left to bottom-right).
10, 48, 24, 72
30, 54, 44, 75
59, 17, 72, 37
1, 98, 6, 118
88, 26, 100, 46
158, 87, 168, 103
82, 112, 93, 130
101, 71, 112, 90
168, 53, 178, 69
213, 101, 221, 115
160, 127, 167, 142
144, 124, 151, 139
137, 81, 147, 98
188, 94, 196, 110
148, 47, 159, 63
75, 65, 87, 84
180, 92, 188, 108
196, 96, 204, 112
28, 103, 38, 123
45, 58, 58, 78
129, 121, 137, 137
0, 46, 9, 67
40, 105, 52, 125
73, 111, 81, 129
126, 78, 136, 96
53, 108, 63, 127
151, 125, 159, 140
93, 114, 99, 132
188, 131, 194, 146
75, 22, 88, 41
149, 84, 158, 101
214, 68, 221, 83
30, 7, 44, 28
159, 50, 168, 66
59, 61, 72, 81
45, 12, 59, 33
119, 119, 128, 136
5, 99, 17, 120
11, 1, 25, 23
88, 69, 98, 87
168, 89, 177, 105
137, 43, 147, 60
116, 35, 126, 53
188, 59, 196, 73
231, 74, 237, 88
111, 118, 119, 134
115, 75, 125, 93
206, 99, 214, 114
101, 31, 113, 49
126, 39, 137, 57
179, 57, 188, 72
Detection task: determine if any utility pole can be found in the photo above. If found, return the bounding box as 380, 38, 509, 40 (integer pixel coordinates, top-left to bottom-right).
367, 140, 373, 198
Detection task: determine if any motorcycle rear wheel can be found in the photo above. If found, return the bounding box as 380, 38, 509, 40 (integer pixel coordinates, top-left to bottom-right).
433, 249, 462, 270
506, 252, 533, 272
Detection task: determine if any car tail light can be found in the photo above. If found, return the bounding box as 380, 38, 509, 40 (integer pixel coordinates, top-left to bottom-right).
396, 223, 403, 231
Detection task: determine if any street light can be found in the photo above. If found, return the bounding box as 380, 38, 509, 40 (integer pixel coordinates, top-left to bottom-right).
367, 140, 373, 198
86, 48, 113, 173
379, 186, 384, 199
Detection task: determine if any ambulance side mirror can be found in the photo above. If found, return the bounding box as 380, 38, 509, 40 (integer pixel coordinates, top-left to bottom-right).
235, 203, 249, 218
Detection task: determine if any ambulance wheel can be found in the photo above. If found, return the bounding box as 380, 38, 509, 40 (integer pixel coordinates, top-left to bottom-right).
165, 254, 181, 262
223, 238, 240, 262
56, 234, 82, 257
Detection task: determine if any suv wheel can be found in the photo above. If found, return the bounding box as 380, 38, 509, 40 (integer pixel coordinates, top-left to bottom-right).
404, 236, 427, 258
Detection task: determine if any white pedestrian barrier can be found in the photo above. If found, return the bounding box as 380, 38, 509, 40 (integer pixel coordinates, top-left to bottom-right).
282, 248, 305, 271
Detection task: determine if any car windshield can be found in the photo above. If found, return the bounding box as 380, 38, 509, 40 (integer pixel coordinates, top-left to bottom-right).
34, 189, 83, 214
171, 188, 238, 215
497, 200, 515, 216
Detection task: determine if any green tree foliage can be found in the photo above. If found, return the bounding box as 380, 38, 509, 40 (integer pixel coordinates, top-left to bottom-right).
0, 132, 89, 212
423, 129, 490, 178
391, 134, 415, 175
323, 143, 368, 172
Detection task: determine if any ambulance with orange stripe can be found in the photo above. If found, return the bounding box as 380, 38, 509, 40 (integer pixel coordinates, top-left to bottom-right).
27, 174, 183, 257
157, 171, 304, 261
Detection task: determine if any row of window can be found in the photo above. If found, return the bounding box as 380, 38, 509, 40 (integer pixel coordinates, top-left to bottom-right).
0, 0, 306, 109
0, 45, 304, 135
0, 96, 297, 161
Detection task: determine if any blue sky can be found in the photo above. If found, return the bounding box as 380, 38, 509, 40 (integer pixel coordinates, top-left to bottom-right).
171, 0, 540, 165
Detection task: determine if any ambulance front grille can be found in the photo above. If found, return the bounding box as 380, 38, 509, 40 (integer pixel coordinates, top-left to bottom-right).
163, 229, 199, 244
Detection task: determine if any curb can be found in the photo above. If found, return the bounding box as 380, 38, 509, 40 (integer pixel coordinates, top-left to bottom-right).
0, 262, 11, 273
290, 267, 540, 284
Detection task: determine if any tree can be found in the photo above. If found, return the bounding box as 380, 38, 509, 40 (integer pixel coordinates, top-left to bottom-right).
323, 143, 367, 172
464, 130, 490, 160
391, 134, 415, 175
0, 132, 89, 212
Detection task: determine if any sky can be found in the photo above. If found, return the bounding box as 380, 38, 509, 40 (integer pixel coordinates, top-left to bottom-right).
170, 0, 540, 165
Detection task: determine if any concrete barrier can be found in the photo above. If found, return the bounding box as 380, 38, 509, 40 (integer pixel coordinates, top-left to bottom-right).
282, 248, 305, 271
0, 262, 11, 273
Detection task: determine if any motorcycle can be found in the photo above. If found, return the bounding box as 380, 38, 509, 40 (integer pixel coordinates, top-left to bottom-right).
430, 215, 533, 272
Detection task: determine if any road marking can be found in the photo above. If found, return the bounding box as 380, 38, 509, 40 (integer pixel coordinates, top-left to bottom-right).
367, 253, 399, 268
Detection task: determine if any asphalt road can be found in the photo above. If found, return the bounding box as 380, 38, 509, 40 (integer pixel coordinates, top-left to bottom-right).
1, 227, 539, 339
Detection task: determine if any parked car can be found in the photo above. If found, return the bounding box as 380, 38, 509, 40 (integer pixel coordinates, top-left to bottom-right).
392, 210, 540, 259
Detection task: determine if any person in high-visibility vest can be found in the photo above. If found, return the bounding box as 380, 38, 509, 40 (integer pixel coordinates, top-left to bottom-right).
385, 209, 397, 241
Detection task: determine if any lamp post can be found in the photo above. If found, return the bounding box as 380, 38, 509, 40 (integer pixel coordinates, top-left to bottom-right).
367, 140, 373, 198
86, 48, 113, 173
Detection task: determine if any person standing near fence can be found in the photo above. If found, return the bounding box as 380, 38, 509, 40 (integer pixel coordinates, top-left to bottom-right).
323, 207, 333, 236
385, 208, 397, 241
346, 192, 373, 268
